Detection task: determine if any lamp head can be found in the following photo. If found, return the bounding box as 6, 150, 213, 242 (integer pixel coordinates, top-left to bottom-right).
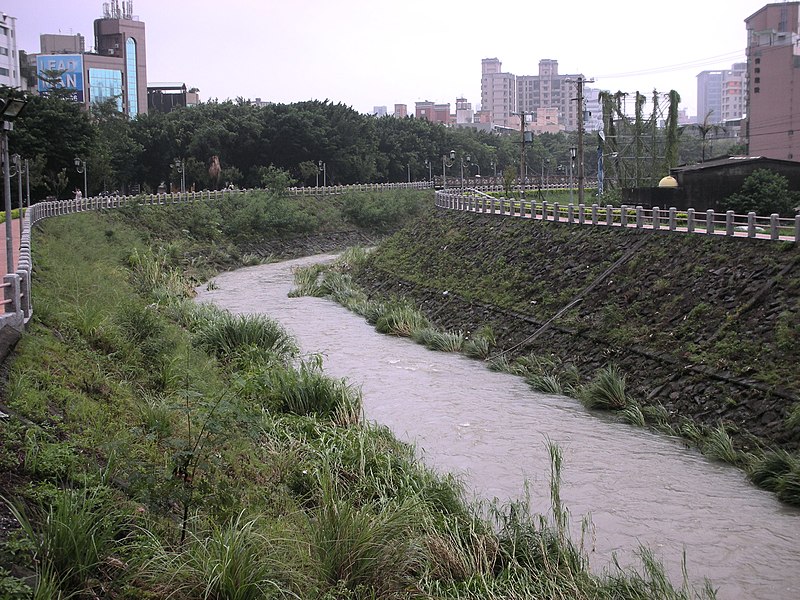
0, 97, 28, 120
73, 157, 80, 167
449, 150, 455, 160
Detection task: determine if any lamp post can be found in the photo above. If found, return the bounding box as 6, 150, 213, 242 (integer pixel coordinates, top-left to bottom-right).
442, 150, 455, 189
424, 159, 432, 181
407, 163, 410, 183
1, 96, 28, 277
318, 160, 326, 187
11, 154, 22, 240
460, 154, 471, 189
569, 146, 577, 204
73, 157, 87, 198
171, 158, 186, 194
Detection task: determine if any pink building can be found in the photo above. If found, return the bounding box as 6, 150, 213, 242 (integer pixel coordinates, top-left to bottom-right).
745, 2, 800, 160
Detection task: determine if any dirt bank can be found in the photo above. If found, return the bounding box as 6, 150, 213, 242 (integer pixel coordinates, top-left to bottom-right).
352, 208, 800, 452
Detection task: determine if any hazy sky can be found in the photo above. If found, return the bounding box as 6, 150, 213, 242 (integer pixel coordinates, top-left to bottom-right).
6, 0, 775, 117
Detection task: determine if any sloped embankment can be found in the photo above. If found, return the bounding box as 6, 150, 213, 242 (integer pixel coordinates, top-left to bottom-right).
354, 209, 800, 452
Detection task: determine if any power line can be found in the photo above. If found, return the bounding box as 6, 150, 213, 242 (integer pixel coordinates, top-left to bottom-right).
595, 49, 747, 79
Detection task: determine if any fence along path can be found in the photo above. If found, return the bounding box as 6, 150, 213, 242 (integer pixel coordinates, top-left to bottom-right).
435, 188, 800, 243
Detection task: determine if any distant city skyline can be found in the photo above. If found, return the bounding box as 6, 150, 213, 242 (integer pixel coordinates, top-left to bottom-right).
5, 0, 773, 117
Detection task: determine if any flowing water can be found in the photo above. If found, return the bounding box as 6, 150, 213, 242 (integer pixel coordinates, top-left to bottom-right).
195, 254, 800, 600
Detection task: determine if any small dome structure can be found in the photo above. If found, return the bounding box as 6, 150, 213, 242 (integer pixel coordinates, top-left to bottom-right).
658, 175, 678, 188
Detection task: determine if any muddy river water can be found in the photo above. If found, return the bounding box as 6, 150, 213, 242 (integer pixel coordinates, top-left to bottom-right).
195, 254, 800, 600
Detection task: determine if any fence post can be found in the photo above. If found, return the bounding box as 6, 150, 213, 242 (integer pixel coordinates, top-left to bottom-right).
606, 204, 613, 226
748, 212, 756, 238
554, 203, 560, 223
795, 214, 800, 244
490, 197, 496, 214
653, 206, 661, 230
687, 208, 695, 233
706, 209, 715, 234
579, 204, 585, 225
591, 204, 598, 225
3, 274, 19, 315
499, 198, 505, 214
770, 214, 780, 240
636, 206, 644, 229
568, 204, 574, 224
542, 201, 548, 222
726, 211, 735, 236
669, 207, 677, 231
620, 205, 628, 228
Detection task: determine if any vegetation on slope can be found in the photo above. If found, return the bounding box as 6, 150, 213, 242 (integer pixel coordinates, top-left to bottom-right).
0, 192, 717, 597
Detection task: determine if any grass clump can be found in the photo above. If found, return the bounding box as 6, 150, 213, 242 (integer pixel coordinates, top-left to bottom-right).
579, 365, 628, 410
702, 424, 741, 465
374, 301, 430, 337
193, 309, 298, 364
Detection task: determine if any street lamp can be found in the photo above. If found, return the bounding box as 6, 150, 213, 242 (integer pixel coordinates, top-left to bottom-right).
460, 154, 471, 189
407, 163, 410, 183
11, 154, 22, 241
318, 160, 327, 187
424, 158, 432, 181
442, 150, 455, 189
569, 146, 577, 204
1, 96, 28, 277
171, 158, 186, 194
73, 156, 87, 198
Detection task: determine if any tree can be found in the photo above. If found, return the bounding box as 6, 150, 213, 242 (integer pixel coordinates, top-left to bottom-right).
725, 169, 800, 216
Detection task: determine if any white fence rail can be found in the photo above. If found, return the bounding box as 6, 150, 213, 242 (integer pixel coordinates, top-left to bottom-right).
435, 189, 800, 243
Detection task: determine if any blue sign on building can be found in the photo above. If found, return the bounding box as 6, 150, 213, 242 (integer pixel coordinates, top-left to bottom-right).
36, 54, 85, 102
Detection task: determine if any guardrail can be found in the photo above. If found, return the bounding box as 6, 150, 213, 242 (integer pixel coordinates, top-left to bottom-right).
435, 189, 800, 243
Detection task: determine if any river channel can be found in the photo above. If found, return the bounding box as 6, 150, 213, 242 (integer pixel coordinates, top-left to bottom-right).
195, 254, 800, 600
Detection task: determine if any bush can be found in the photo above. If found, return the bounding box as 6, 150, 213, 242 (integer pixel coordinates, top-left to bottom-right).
724, 169, 800, 216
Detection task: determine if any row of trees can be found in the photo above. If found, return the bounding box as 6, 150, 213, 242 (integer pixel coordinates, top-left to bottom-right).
4, 86, 743, 201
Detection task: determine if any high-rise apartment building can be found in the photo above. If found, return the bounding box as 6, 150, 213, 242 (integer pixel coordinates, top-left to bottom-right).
481, 58, 584, 131
697, 63, 746, 124
0, 13, 21, 89
516, 59, 583, 131
35, 1, 147, 117
480, 58, 516, 128
745, 2, 800, 159
721, 63, 747, 123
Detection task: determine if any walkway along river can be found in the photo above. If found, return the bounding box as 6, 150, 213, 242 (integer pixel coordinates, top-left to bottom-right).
195, 254, 800, 600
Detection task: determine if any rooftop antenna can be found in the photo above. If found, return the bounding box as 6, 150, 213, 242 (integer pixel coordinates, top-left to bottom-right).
102, 2, 110, 18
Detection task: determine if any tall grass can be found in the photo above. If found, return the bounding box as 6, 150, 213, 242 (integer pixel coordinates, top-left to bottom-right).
579, 365, 628, 410
374, 302, 430, 337
255, 359, 362, 426
141, 513, 292, 600
307, 469, 424, 598
193, 310, 298, 363
702, 424, 740, 465
3, 486, 127, 595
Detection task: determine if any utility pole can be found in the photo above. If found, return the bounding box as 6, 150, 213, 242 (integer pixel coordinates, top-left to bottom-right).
567, 76, 594, 204
513, 111, 529, 197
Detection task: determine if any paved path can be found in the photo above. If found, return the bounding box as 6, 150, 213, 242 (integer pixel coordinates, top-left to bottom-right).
0, 219, 20, 277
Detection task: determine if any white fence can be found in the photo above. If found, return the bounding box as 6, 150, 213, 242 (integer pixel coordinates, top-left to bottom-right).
435, 189, 800, 243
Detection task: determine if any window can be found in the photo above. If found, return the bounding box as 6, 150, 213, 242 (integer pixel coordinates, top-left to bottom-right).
755, 58, 761, 64
89, 68, 123, 111
126, 37, 138, 116
755, 67, 760, 73
0, 47, 7, 56
755, 87, 760, 93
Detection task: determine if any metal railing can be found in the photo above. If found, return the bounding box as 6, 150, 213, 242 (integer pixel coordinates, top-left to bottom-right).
435, 189, 800, 243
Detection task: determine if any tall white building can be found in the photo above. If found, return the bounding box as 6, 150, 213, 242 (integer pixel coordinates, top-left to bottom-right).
480, 58, 516, 128
0, 13, 21, 89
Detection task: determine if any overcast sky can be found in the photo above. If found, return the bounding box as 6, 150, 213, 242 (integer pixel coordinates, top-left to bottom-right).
6, 0, 775, 117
